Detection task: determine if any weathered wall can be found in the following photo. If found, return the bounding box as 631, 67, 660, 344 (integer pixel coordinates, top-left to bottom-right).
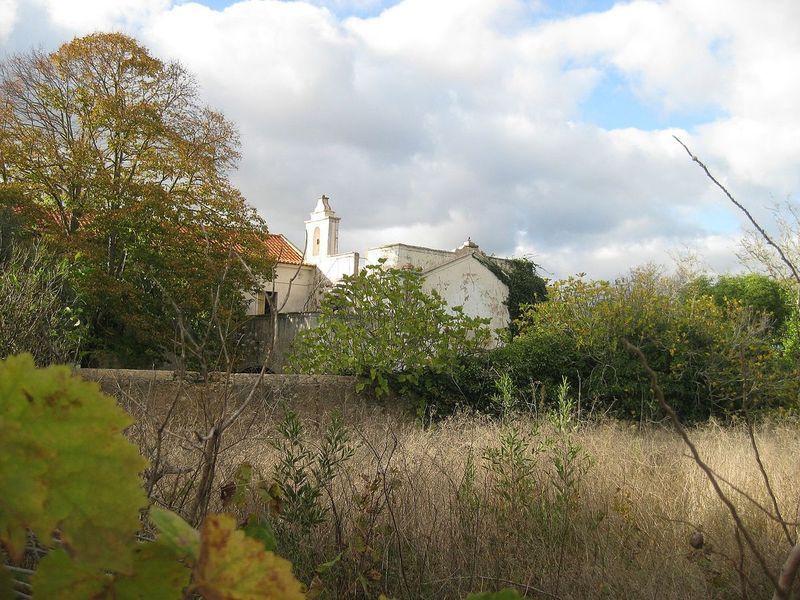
245, 264, 319, 316
422, 254, 510, 337
366, 243, 455, 271
238, 312, 319, 372
78, 368, 404, 423
317, 251, 360, 282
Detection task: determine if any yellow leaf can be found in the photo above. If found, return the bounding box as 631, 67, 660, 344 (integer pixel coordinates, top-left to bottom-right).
193, 514, 304, 600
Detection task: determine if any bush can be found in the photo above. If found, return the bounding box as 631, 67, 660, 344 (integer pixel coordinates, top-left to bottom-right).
505, 267, 798, 421
289, 262, 491, 405
0, 243, 82, 365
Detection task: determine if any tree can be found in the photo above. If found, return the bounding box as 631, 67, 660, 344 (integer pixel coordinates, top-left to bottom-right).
510, 266, 793, 421
0, 33, 272, 366
0, 243, 82, 365
288, 262, 492, 397
687, 273, 791, 330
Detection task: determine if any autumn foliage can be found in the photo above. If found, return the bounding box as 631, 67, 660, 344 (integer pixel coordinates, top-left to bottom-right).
0, 33, 272, 366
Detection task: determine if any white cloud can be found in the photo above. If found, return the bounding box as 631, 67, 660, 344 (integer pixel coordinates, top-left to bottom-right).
31, 0, 171, 33
0, 0, 18, 41
2, 0, 800, 279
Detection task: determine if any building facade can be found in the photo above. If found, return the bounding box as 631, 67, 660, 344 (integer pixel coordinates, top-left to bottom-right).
248, 195, 511, 337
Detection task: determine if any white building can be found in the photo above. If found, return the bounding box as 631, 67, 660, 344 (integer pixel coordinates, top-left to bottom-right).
248, 196, 511, 335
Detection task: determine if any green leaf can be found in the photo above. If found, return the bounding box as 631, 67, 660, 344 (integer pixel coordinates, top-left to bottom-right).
233, 462, 254, 506
150, 507, 200, 562
0, 355, 147, 572
243, 514, 277, 552
193, 513, 304, 600
315, 551, 343, 575
32, 548, 111, 599
113, 541, 190, 599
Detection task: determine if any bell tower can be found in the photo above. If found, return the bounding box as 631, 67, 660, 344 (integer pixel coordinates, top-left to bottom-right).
304, 195, 340, 264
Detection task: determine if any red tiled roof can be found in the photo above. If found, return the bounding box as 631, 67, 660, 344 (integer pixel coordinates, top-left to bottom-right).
265, 234, 305, 265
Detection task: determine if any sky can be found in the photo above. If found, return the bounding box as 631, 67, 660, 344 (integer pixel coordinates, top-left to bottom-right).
1, 0, 799, 279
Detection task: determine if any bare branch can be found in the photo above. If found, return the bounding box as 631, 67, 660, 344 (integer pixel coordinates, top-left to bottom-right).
673, 136, 800, 286
623, 338, 781, 594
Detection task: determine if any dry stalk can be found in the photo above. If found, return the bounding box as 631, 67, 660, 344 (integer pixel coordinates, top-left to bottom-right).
622, 339, 781, 595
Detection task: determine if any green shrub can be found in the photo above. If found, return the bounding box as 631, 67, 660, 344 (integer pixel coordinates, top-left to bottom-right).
289, 261, 491, 405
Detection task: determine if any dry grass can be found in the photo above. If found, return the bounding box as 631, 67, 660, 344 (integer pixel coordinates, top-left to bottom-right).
119, 382, 800, 599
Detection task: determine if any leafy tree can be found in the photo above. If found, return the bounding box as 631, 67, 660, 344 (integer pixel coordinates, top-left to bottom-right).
687, 273, 791, 329
510, 267, 794, 420
0, 243, 82, 365
288, 262, 491, 397
0, 33, 272, 366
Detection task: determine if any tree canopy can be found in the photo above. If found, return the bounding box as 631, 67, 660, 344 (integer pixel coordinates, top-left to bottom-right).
0, 33, 272, 366
289, 262, 492, 397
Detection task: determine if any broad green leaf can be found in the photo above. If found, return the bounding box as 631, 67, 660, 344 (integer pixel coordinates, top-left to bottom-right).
193, 513, 304, 600
150, 507, 200, 562
113, 541, 190, 599
32, 548, 111, 599
0, 355, 147, 572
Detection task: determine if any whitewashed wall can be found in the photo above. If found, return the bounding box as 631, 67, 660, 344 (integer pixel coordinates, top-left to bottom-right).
246, 264, 319, 315
421, 255, 510, 339
366, 243, 454, 271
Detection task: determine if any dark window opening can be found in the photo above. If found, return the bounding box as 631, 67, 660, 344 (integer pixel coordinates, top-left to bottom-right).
263, 291, 278, 315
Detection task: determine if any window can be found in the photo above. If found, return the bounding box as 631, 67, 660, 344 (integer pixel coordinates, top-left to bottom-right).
312, 227, 321, 256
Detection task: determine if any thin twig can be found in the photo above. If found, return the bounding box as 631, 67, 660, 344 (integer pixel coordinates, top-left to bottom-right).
359, 429, 412, 599
774, 542, 800, 600
745, 417, 795, 546
673, 136, 800, 286
733, 525, 750, 600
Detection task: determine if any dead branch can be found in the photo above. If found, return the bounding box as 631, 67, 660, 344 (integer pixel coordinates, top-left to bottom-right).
673, 136, 800, 286
623, 339, 781, 594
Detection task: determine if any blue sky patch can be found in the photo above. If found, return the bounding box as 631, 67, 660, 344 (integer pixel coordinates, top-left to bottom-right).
579, 68, 724, 131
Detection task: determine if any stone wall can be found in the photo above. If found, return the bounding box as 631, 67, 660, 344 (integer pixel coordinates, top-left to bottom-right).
77, 367, 404, 423
238, 312, 319, 373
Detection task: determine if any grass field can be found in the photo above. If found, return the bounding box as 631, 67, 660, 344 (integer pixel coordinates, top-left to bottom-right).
121, 383, 800, 599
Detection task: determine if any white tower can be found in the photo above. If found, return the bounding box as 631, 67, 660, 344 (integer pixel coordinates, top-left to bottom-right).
304, 195, 340, 265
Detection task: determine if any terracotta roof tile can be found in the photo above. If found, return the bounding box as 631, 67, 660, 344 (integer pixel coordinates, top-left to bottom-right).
265, 234, 305, 265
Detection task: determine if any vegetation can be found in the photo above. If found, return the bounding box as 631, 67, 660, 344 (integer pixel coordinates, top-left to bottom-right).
499, 267, 799, 421
289, 261, 492, 400
0, 33, 272, 367
92, 374, 800, 599
477, 256, 547, 337
0, 243, 82, 365
0, 354, 304, 599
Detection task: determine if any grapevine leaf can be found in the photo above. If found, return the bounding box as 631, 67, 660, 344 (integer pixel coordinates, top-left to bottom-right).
31, 548, 111, 599
150, 507, 200, 562
193, 513, 304, 600
113, 541, 190, 599
0, 355, 148, 572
